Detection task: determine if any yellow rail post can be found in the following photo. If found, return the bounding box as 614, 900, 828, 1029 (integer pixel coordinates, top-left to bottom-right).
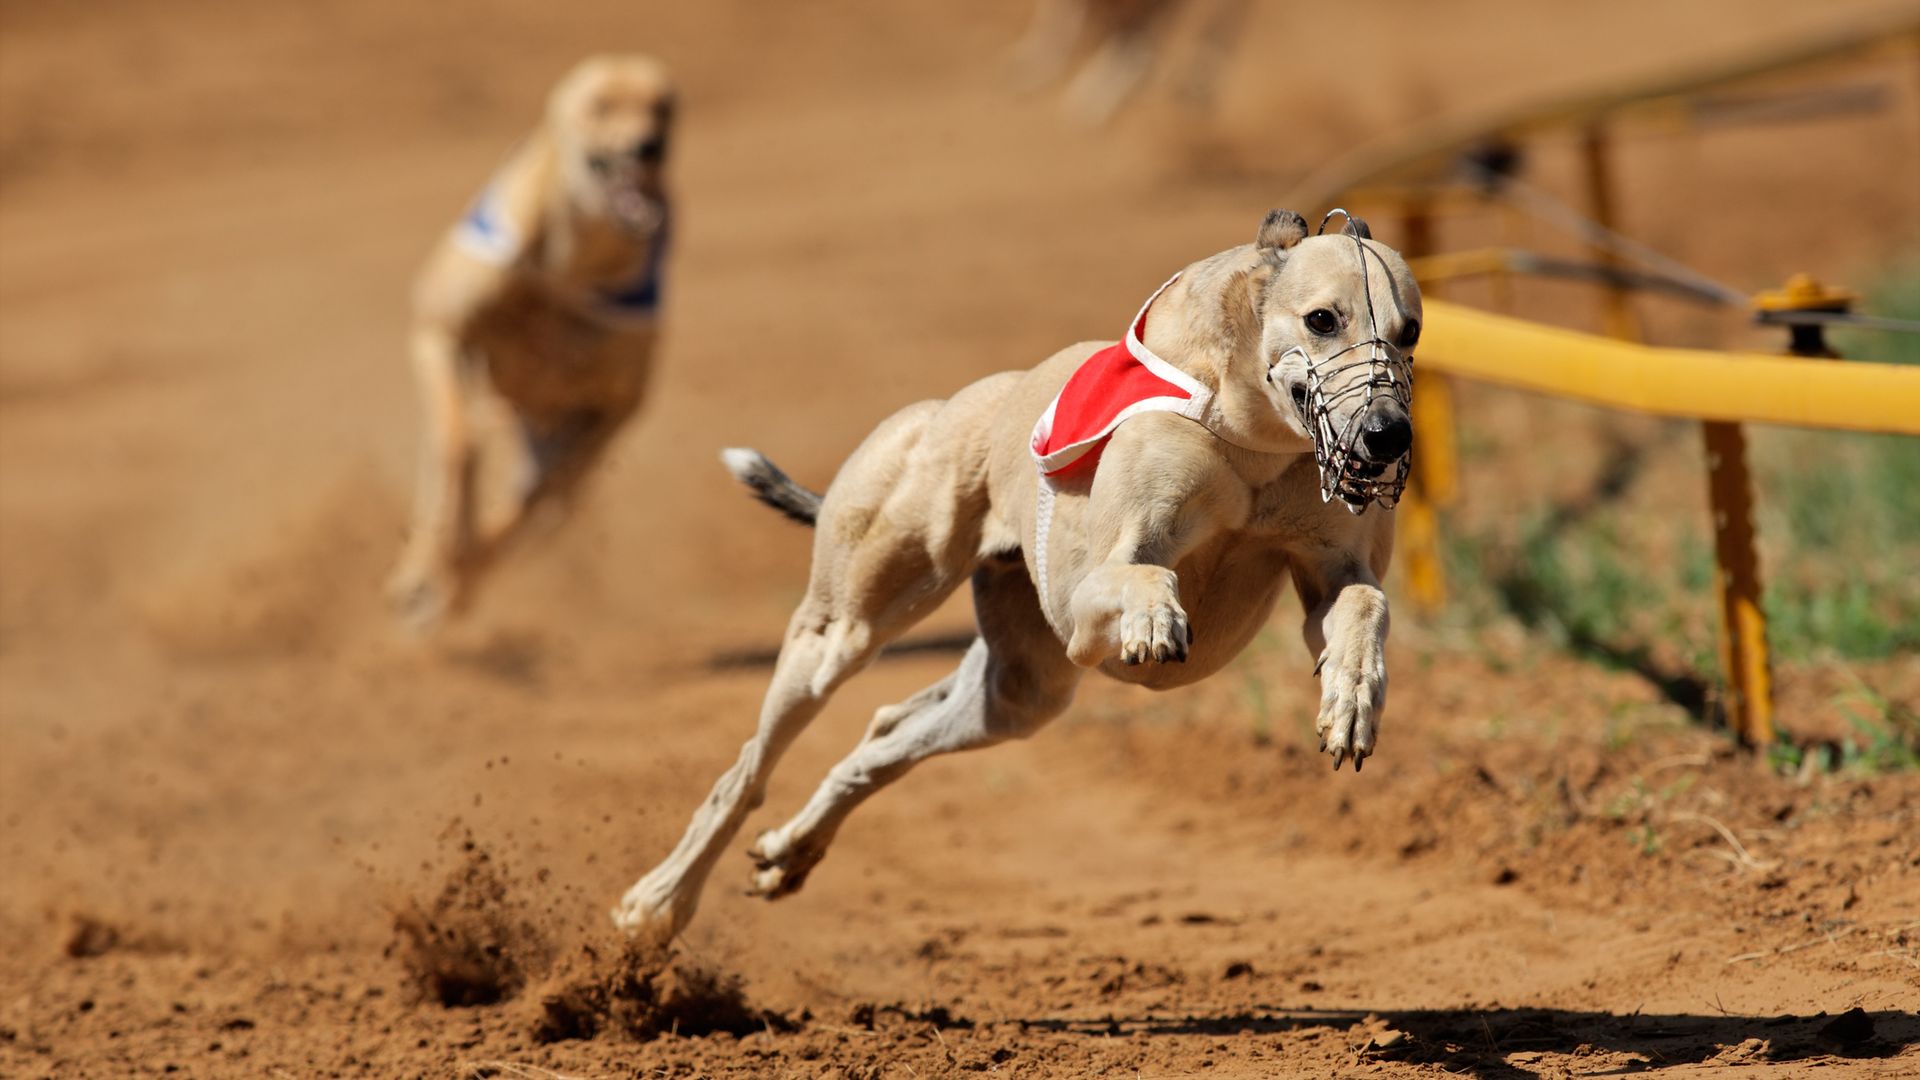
1714, 275, 1856, 745
1492, 199, 1522, 315
1575, 119, 1774, 740
1578, 123, 1642, 342
1701, 422, 1773, 745
1398, 196, 1455, 612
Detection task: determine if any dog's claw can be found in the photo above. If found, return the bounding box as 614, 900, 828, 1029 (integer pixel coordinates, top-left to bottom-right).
1117, 595, 1190, 667
1313, 654, 1327, 677
1353, 752, 1365, 773
1332, 748, 1348, 771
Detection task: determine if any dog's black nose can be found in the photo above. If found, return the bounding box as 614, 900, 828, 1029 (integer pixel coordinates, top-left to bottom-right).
633, 137, 666, 165
1358, 409, 1412, 462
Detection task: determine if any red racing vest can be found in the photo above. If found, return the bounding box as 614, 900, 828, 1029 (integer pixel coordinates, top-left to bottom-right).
1027, 274, 1216, 601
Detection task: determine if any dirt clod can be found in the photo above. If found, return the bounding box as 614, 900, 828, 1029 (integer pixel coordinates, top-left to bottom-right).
1817, 1007, 1876, 1048
529, 940, 773, 1043
64, 914, 120, 959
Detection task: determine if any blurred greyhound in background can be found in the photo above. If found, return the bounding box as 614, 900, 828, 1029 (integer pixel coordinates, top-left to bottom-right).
388, 55, 675, 633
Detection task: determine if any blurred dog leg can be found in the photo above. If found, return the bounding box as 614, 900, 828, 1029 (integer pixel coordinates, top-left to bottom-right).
1171, 0, 1249, 110
453, 404, 636, 603
1006, 0, 1090, 94
387, 324, 477, 633
1062, 1, 1188, 125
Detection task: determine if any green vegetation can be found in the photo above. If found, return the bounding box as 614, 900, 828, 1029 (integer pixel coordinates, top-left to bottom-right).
1755, 427, 1920, 663
1765, 679, 1920, 776
1833, 254, 1920, 366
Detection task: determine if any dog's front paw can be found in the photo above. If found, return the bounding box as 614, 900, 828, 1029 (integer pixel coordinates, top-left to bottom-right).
1069, 565, 1191, 666
1119, 595, 1192, 665
745, 828, 819, 900
1315, 640, 1386, 771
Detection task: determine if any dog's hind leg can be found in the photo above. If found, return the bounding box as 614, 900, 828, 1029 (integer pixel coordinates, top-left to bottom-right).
611, 607, 881, 940
614, 391, 1005, 942
746, 558, 1080, 899
460, 403, 633, 580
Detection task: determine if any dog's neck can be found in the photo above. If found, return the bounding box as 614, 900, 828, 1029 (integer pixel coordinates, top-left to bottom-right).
1136, 245, 1315, 459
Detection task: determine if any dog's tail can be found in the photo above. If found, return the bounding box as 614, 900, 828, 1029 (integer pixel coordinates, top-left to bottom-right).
720, 447, 822, 527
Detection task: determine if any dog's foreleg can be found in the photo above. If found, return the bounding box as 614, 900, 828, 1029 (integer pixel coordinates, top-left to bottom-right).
388, 323, 475, 632
1292, 552, 1390, 771
749, 564, 1080, 898
1062, 417, 1234, 668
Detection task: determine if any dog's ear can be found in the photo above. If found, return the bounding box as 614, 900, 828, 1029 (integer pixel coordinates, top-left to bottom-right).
1339, 214, 1372, 240
1255, 209, 1309, 253
1218, 261, 1276, 354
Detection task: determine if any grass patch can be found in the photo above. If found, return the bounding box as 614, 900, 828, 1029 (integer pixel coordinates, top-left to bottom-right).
1753, 428, 1920, 662
1832, 254, 1920, 366
1768, 679, 1920, 776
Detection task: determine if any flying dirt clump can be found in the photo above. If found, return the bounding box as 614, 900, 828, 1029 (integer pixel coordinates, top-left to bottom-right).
390, 837, 550, 1007
63, 914, 122, 958
526, 938, 782, 1043
387, 829, 779, 1043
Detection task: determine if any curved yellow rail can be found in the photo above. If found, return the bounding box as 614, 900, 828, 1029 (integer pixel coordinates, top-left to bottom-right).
1420, 300, 1920, 435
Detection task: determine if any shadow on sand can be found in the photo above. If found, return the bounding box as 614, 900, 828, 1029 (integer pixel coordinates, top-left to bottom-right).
1014, 1005, 1915, 1078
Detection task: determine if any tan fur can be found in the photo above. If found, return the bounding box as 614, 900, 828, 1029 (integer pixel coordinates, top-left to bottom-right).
614, 212, 1422, 943
388, 56, 676, 632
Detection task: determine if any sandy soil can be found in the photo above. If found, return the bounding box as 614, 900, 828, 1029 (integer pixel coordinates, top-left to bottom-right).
2, 1, 1917, 1076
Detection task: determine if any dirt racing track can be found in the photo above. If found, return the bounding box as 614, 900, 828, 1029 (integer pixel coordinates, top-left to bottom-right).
1, 1, 1917, 1076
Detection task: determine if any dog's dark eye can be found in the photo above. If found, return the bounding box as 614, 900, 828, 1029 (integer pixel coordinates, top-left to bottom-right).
1398, 319, 1421, 349
1305, 309, 1338, 335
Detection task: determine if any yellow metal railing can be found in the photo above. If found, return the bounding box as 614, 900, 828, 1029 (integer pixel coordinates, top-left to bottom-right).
1416, 303, 1920, 433
1407, 300, 1920, 744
